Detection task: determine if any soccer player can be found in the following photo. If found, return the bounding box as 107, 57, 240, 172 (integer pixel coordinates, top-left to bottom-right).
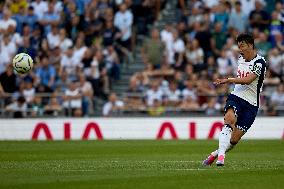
202, 33, 266, 166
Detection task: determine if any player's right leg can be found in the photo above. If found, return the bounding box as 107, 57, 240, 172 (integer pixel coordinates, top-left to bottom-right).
216, 108, 237, 166
203, 108, 237, 166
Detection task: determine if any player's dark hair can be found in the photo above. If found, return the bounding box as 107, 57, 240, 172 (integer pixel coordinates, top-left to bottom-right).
236, 33, 255, 48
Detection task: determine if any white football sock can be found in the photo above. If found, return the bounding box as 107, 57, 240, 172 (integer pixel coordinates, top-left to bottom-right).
218, 124, 233, 157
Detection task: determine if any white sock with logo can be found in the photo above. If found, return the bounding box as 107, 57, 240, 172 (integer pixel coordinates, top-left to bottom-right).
218, 124, 233, 157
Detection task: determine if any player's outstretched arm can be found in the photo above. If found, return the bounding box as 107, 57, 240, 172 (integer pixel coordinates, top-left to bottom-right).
214, 73, 257, 85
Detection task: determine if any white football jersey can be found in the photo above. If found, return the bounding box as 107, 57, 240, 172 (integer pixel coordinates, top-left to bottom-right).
231, 54, 266, 107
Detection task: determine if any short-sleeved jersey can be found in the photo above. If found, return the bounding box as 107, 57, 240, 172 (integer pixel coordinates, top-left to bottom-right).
231, 54, 266, 107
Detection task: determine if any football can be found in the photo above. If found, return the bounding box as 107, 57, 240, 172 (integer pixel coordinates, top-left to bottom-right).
12, 53, 34, 74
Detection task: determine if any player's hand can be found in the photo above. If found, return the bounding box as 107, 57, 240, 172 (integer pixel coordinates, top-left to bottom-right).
213, 78, 228, 85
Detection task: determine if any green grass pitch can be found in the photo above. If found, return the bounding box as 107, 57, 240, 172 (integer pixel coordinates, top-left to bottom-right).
0, 140, 283, 189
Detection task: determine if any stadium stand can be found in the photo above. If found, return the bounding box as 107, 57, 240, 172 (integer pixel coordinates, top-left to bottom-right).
0, 0, 283, 118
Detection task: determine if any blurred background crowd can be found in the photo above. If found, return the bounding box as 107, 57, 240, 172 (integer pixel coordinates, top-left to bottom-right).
0, 0, 283, 118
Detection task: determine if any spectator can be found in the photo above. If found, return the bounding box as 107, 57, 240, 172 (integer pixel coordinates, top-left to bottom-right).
47, 25, 60, 49
217, 49, 233, 76
78, 74, 94, 116
194, 22, 212, 58
228, 1, 247, 33
58, 28, 73, 53
274, 32, 284, 51
211, 22, 227, 56
59, 46, 81, 80
102, 19, 122, 47
146, 80, 164, 106
268, 48, 283, 79
147, 99, 165, 116
12, 5, 26, 34
17, 36, 37, 60
114, 3, 133, 51
39, 2, 60, 35
9, 0, 28, 14
160, 22, 173, 54
179, 96, 200, 111
0, 9, 17, 34
29, 96, 44, 117
5, 96, 27, 118
170, 30, 185, 69
141, 28, 165, 68
24, 6, 38, 31
0, 64, 17, 95
202, 97, 221, 116
239, 0, 257, 16
275, 1, 284, 23
269, 11, 283, 45
185, 38, 205, 72
73, 37, 87, 63
214, 2, 229, 32
30, 0, 48, 19
124, 77, 144, 111
270, 84, 284, 106
22, 80, 35, 104
63, 80, 82, 117
36, 56, 56, 92
182, 79, 197, 101
255, 32, 271, 58
104, 45, 120, 80
0, 34, 17, 74
127, 76, 143, 93
44, 95, 62, 116
66, 15, 81, 41
9, 23, 23, 47
102, 92, 124, 116
249, 0, 270, 31
164, 81, 181, 107
90, 49, 110, 98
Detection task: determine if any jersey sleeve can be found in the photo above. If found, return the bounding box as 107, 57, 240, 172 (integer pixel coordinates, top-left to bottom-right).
251, 59, 266, 77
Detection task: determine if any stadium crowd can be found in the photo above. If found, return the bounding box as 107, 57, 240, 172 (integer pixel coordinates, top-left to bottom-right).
0, 0, 283, 118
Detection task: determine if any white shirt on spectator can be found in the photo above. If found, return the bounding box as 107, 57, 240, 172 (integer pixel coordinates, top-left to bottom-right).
165, 89, 181, 102
31, 1, 48, 19
0, 18, 17, 31
60, 55, 82, 75
203, 0, 219, 8
146, 88, 164, 106
6, 102, 27, 116
23, 88, 35, 103
103, 100, 124, 116
270, 91, 284, 105
185, 48, 204, 65
63, 88, 82, 108
168, 38, 185, 64
54, 1, 63, 14
73, 46, 87, 61
90, 58, 100, 79
11, 32, 23, 46
47, 32, 60, 49
240, 0, 257, 16
217, 57, 232, 76
0, 40, 17, 74
60, 38, 73, 52
269, 54, 283, 75
114, 10, 133, 41
161, 29, 173, 51
182, 88, 197, 101
80, 81, 93, 95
